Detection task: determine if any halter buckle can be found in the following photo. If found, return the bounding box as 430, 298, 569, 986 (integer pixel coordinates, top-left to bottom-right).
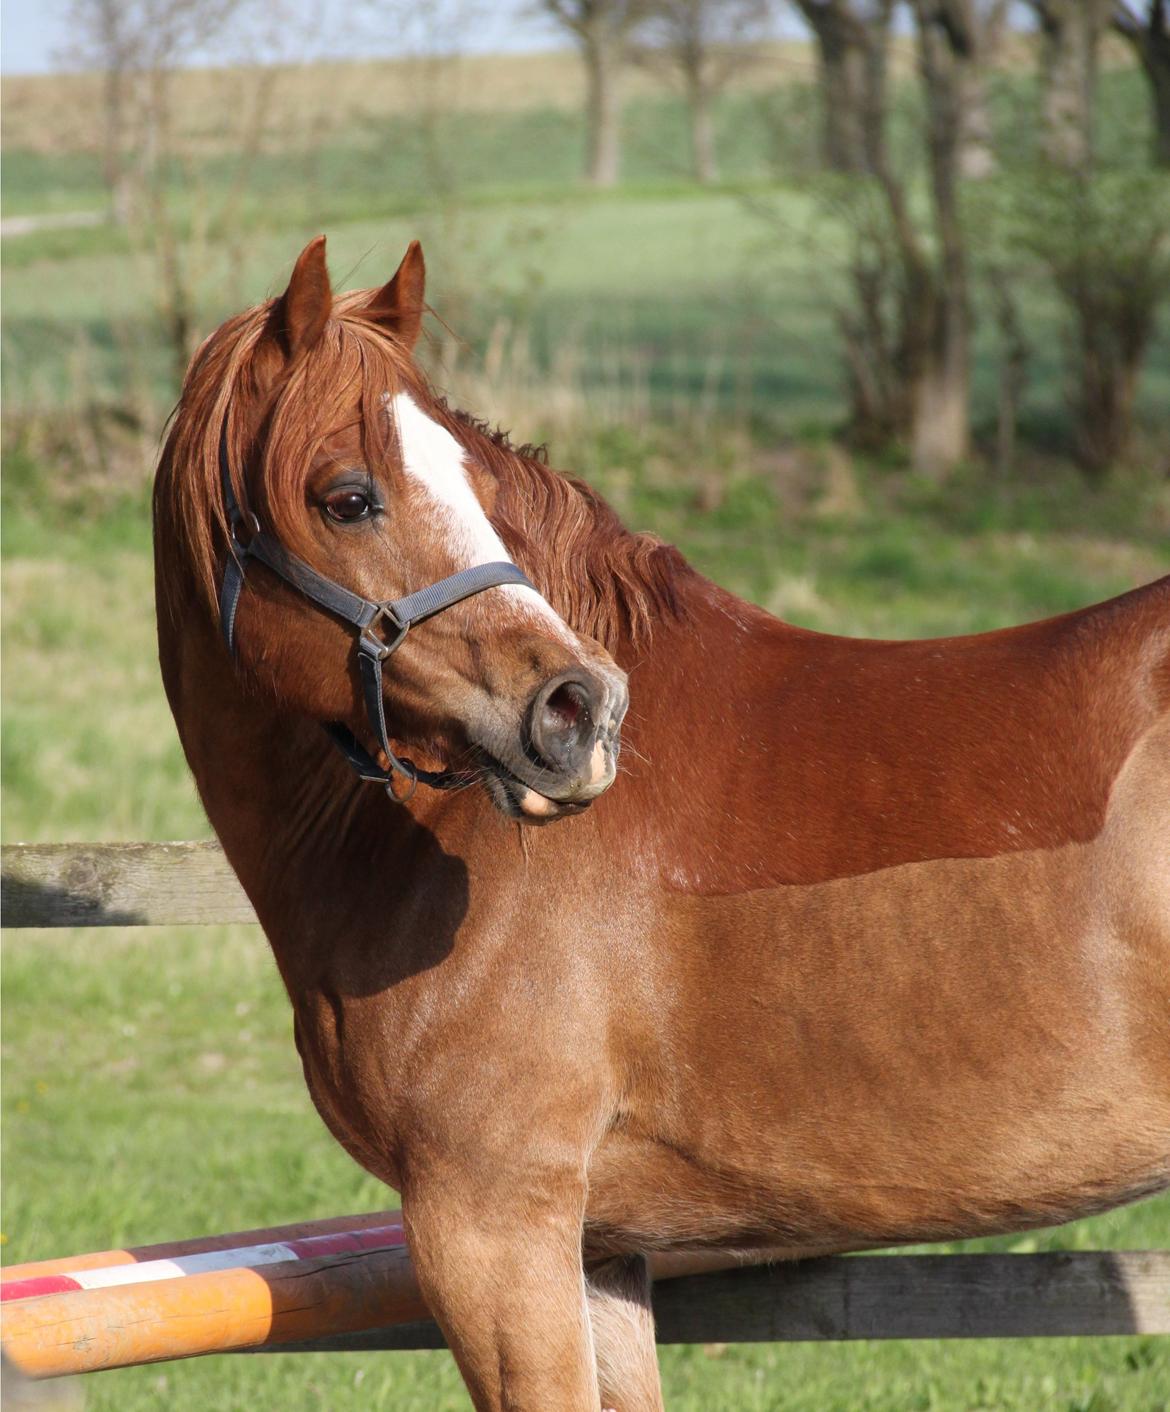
358, 603, 408, 662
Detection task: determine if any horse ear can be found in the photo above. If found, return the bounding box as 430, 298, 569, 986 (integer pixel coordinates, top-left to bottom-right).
275, 236, 332, 357
360, 241, 426, 349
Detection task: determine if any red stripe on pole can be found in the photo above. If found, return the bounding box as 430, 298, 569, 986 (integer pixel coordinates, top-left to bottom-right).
0, 1225, 406, 1306
1, 1274, 82, 1302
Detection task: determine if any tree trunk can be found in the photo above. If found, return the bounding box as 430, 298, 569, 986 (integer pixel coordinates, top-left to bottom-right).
1064, 251, 1156, 477
910, 295, 971, 476
989, 269, 1028, 477
958, 0, 1007, 179
827, 0, 970, 468
1034, 0, 1107, 170
101, 61, 136, 225
907, 0, 973, 477
1113, 2, 1170, 169
584, 34, 623, 187
861, 0, 893, 174
958, 65, 996, 178
1073, 305, 1142, 477
798, 1, 888, 174
1155, 58, 1170, 165
820, 35, 869, 172
688, 76, 718, 184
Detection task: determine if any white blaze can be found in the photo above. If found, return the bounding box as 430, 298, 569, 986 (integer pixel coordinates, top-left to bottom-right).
388, 391, 570, 637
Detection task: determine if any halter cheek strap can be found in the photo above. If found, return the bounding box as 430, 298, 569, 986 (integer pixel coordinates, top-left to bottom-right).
217, 424, 535, 797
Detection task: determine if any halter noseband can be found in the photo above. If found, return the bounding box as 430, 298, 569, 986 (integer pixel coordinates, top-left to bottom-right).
217, 422, 535, 798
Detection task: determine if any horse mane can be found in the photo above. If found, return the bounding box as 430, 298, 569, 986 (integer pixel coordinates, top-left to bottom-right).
154, 288, 692, 652
428, 401, 690, 651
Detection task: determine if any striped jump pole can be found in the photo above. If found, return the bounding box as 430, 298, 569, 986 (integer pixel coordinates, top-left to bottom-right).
0, 1212, 422, 1378
1, 1209, 405, 1285
5, 1230, 1169, 1379
0, 1212, 743, 1379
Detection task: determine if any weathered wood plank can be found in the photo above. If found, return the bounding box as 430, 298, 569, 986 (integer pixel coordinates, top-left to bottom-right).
1, 842, 256, 929
254, 1252, 1170, 1353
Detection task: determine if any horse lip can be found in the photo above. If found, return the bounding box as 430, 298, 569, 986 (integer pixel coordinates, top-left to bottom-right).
480, 754, 593, 822
477, 746, 586, 804
471, 704, 621, 811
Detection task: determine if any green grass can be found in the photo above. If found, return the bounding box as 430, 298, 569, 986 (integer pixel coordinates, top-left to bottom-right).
3, 196, 1168, 467
5, 183, 1168, 462
0, 88, 795, 235
0, 66, 1148, 240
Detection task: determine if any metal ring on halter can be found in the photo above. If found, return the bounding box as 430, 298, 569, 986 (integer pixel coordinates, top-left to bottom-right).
359, 605, 409, 663
384, 765, 419, 803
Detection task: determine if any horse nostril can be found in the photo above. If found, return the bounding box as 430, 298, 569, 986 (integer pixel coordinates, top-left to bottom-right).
528, 673, 604, 776
542, 683, 589, 738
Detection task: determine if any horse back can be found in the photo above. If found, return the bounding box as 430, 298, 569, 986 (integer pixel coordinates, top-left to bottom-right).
639, 575, 1170, 894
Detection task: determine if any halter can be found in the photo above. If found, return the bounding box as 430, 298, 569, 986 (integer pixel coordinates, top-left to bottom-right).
217, 423, 536, 798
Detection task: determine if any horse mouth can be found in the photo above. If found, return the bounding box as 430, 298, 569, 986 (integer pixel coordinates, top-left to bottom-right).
479, 755, 594, 824
468, 672, 625, 824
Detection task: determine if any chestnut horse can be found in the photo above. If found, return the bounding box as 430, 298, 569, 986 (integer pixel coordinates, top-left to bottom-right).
154, 237, 1170, 1410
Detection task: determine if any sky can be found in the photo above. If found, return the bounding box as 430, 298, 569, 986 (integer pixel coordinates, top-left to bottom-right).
0, 1, 1037, 78
0, 0, 571, 75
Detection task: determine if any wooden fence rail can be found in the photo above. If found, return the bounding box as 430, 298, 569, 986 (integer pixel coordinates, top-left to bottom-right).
2, 842, 256, 928
258, 1252, 1170, 1353
3, 840, 1169, 1366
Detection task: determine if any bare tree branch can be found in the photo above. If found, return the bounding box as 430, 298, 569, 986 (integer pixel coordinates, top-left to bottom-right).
635, 0, 773, 181
539, 0, 656, 184
1024, 0, 1110, 169
792, 0, 893, 174
1109, 0, 1170, 165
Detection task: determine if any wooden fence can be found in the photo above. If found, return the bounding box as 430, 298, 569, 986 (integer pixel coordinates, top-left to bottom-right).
3, 840, 1169, 1368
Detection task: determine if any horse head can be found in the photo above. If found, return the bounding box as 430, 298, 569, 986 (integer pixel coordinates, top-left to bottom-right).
159, 236, 628, 823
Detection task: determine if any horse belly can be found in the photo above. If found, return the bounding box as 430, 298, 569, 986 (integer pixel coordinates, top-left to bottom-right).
598, 794, 1170, 1254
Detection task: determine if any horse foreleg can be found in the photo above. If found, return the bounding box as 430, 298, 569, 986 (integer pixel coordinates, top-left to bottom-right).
404, 1170, 601, 1411
588, 1254, 663, 1412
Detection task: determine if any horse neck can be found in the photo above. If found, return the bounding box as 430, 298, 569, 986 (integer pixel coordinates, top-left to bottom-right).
162, 613, 410, 904
608, 572, 788, 818
161, 536, 779, 914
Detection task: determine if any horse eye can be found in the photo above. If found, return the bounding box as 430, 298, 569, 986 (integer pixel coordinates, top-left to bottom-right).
323, 489, 373, 523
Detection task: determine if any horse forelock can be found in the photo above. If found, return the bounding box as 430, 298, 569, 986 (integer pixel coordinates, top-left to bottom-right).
155, 290, 691, 652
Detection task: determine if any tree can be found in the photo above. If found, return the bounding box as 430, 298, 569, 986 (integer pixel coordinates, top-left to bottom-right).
903, 0, 977, 474
1112, 0, 1170, 167
1025, 0, 1111, 169
61, 0, 289, 385
543, 0, 651, 186
793, 0, 893, 174
63, 0, 249, 226
635, 0, 772, 183
77, 0, 135, 225
829, 0, 978, 475
1010, 172, 1170, 475
956, 0, 1010, 179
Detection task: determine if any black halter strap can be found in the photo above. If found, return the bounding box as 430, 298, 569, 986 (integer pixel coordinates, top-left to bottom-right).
217, 423, 535, 797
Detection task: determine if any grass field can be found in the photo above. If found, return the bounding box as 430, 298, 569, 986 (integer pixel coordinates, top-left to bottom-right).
3, 41, 1170, 1412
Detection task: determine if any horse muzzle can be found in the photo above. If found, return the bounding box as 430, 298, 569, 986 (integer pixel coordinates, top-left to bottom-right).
482, 666, 628, 823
